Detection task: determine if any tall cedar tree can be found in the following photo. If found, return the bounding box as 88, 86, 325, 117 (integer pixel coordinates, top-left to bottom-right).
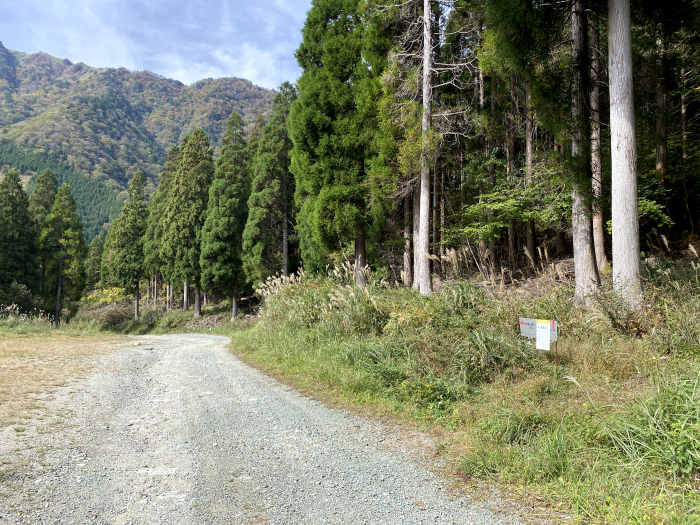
0, 170, 38, 295
85, 232, 105, 290
144, 145, 180, 302
289, 0, 371, 285
201, 112, 250, 320
243, 82, 297, 284
40, 184, 86, 326
161, 129, 214, 316
102, 170, 147, 320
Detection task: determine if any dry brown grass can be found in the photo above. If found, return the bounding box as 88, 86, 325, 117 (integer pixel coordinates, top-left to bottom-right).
0, 335, 124, 427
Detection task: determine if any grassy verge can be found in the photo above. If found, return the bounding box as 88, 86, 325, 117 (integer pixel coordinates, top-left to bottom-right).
228, 261, 700, 524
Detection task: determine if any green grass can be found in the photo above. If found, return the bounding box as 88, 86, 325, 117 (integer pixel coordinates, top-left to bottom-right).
227, 261, 700, 524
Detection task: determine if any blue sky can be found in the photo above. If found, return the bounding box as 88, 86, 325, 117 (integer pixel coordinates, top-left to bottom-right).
0, 0, 311, 89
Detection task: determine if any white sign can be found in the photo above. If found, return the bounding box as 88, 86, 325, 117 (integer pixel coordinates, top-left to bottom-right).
519, 318, 557, 341
536, 319, 552, 351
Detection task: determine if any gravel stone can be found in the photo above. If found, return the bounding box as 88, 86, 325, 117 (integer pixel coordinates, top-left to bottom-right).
0, 334, 528, 524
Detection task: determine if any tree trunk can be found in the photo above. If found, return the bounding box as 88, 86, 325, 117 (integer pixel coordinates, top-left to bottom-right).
403, 194, 412, 287
194, 285, 201, 317
231, 282, 238, 321
488, 75, 498, 274
282, 165, 289, 277
355, 227, 367, 287
134, 285, 140, 321
183, 281, 189, 311
682, 69, 688, 161
556, 230, 566, 256
590, 18, 608, 272
571, 0, 599, 304
655, 38, 668, 188
507, 75, 517, 273
609, 0, 642, 309
525, 87, 536, 263
432, 158, 438, 267
412, 180, 420, 290
418, 0, 433, 296
681, 69, 693, 233
168, 282, 174, 311
54, 256, 63, 328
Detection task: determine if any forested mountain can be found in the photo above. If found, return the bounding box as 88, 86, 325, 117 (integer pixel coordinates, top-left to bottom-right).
0, 142, 122, 240
0, 41, 275, 191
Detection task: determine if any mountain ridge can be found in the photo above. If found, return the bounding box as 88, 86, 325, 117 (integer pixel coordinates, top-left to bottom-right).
0, 41, 275, 191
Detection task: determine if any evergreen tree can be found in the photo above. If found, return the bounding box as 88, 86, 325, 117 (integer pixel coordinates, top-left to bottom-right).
201, 112, 250, 319
85, 232, 105, 290
41, 184, 87, 326
289, 0, 372, 285
161, 130, 214, 316
29, 169, 59, 231
0, 170, 38, 297
247, 114, 266, 159
242, 82, 297, 285
29, 169, 60, 295
102, 170, 147, 319
144, 145, 180, 309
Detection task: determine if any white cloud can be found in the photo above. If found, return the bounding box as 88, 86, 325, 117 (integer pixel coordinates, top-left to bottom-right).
0, 0, 309, 89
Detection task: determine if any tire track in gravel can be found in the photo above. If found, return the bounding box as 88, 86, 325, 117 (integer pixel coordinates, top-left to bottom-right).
0, 334, 528, 524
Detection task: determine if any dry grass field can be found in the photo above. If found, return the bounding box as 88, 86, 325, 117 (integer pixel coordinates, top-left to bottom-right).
0, 335, 123, 428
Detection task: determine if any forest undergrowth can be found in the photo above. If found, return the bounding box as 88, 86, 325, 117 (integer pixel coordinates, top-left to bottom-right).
226, 258, 700, 525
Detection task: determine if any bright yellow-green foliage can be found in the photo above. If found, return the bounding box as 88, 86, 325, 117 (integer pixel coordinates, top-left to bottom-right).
81, 287, 129, 307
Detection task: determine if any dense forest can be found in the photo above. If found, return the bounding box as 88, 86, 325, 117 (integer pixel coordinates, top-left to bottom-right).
0, 41, 275, 191
0, 141, 122, 240
2, 0, 699, 325
123, 0, 698, 317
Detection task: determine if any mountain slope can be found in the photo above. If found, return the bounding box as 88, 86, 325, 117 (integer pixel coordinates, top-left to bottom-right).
0, 42, 275, 191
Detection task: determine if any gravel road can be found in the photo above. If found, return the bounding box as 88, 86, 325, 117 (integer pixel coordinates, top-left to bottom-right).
0, 334, 528, 524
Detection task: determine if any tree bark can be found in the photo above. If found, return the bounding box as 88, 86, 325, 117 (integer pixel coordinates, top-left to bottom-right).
194, 285, 201, 317
655, 38, 668, 188
403, 194, 412, 287
432, 156, 439, 275
507, 75, 517, 273
571, 0, 599, 304
282, 164, 289, 277
590, 17, 608, 272
609, 0, 642, 309
231, 282, 238, 321
183, 281, 189, 311
525, 87, 536, 263
134, 285, 140, 321
54, 255, 63, 328
168, 282, 174, 311
355, 227, 367, 287
412, 180, 420, 289
418, 0, 433, 295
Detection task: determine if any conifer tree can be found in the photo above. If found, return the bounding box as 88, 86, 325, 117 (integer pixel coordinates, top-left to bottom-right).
41, 184, 86, 326
144, 146, 180, 309
247, 114, 266, 159
85, 232, 105, 290
161, 129, 214, 316
289, 0, 371, 285
0, 170, 38, 296
102, 170, 147, 319
29, 169, 59, 231
243, 83, 297, 284
201, 112, 250, 320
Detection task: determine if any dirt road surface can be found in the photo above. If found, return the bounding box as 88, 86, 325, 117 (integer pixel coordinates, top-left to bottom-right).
0, 334, 529, 524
